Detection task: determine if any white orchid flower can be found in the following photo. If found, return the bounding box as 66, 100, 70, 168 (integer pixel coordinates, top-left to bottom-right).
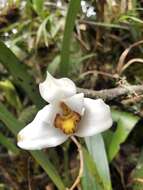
17, 72, 113, 150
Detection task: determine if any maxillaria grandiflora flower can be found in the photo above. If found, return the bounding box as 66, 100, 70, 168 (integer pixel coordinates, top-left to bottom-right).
17, 72, 113, 150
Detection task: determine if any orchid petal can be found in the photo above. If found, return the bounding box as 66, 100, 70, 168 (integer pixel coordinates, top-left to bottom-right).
39, 71, 76, 103
17, 105, 68, 150
75, 98, 112, 137
63, 93, 84, 115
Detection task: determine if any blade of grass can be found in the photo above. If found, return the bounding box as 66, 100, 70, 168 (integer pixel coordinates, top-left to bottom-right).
0, 102, 65, 190
79, 20, 129, 30
0, 40, 44, 109
60, 0, 81, 76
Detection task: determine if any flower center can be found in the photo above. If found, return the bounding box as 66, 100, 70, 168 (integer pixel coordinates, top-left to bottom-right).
54, 102, 81, 135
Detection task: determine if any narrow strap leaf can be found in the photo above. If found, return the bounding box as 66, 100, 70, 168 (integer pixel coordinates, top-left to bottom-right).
107, 109, 139, 162
0, 132, 20, 155
0, 40, 44, 109
85, 134, 112, 190
60, 0, 81, 76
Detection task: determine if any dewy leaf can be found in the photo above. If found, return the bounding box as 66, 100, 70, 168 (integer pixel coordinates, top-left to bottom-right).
0, 102, 65, 190
107, 109, 139, 162
0, 40, 44, 109
85, 134, 112, 190
60, 0, 81, 76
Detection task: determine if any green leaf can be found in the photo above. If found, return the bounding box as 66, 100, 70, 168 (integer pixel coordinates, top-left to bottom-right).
0, 40, 44, 109
81, 159, 97, 190
60, 0, 81, 76
0, 132, 20, 155
0, 183, 6, 189
36, 16, 50, 47
0, 102, 65, 190
32, 0, 44, 16
132, 149, 143, 190
6, 42, 27, 61
85, 134, 112, 190
119, 15, 143, 24
80, 21, 129, 30
107, 109, 139, 162
77, 53, 96, 64
0, 80, 22, 111
47, 55, 60, 75
18, 106, 37, 124
31, 150, 65, 189
82, 148, 105, 190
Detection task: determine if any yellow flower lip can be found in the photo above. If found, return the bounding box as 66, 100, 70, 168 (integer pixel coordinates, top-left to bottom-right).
54, 102, 81, 135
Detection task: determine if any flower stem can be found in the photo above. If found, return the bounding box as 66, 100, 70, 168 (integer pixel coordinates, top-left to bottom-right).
67, 136, 83, 190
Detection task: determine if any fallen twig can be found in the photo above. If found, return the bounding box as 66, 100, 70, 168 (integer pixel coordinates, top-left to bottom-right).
77, 85, 143, 100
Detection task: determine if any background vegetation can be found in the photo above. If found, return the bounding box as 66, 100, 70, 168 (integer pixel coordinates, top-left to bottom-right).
0, 0, 143, 189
